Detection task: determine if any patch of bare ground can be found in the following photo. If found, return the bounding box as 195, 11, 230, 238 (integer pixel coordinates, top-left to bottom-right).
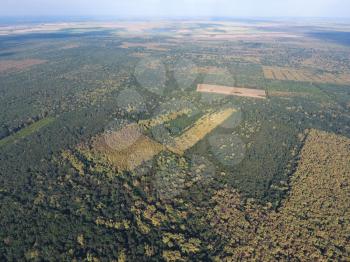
197, 84, 266, 99
0, 59, 47, 73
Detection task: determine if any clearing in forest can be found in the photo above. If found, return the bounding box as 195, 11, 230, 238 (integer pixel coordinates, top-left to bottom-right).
197, 84, 266, 99
0, 117, 55, 148
0, 59, 47, 73
92, 132, 165, 171
167, 108, 236, 154
86, 108, 236, 170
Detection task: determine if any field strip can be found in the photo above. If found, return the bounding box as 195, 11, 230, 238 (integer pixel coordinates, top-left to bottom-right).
167, 108, 236, 154
197, 84, 266, 99
272, 68, 286, 80
282, 70, 297, 81
0, 117, 55, 148
138, 109, 191, 129
262, 67, 274, 79
263, 66, 350, 85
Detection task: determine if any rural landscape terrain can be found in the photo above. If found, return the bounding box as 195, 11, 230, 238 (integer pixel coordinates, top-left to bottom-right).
0, 19, 350, 260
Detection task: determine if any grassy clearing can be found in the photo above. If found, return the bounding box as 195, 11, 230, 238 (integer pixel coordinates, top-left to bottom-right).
91, 133, 164, 171
168, 108, 236, 154
0, 117, 55, 148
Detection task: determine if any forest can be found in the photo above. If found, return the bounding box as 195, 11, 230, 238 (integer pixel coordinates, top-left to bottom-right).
0, 20, 350, 260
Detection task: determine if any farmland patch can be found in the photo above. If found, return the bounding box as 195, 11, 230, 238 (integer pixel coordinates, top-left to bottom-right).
263, 66, 350, 85
197, 84, 266, 99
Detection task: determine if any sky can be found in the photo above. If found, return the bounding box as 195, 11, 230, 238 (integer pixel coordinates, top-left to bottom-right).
0, 0, 349, 18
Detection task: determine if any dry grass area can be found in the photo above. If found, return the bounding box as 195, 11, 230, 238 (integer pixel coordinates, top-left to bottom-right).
263, 66, 350, 85
92, 128, 164, 171
197, 84, 266, 99
168, 108, 236, 154
0, 59, 47, 73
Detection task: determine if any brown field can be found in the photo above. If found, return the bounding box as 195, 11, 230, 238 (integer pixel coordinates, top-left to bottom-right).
263, 66, 350, 85
272, 68, 286, 80
168, 108, 236, 154
281, 69, 297, 81
262, 67, 275, 79
197, 84, 266, 99
0, 59, 47, 73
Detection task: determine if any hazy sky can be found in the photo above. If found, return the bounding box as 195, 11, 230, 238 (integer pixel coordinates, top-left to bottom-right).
1, 0, 349, 18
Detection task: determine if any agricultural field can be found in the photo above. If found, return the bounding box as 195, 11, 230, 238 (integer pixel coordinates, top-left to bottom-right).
0, 18, 350, 261
263, 65, 350, 85
197, 84, 266, 99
